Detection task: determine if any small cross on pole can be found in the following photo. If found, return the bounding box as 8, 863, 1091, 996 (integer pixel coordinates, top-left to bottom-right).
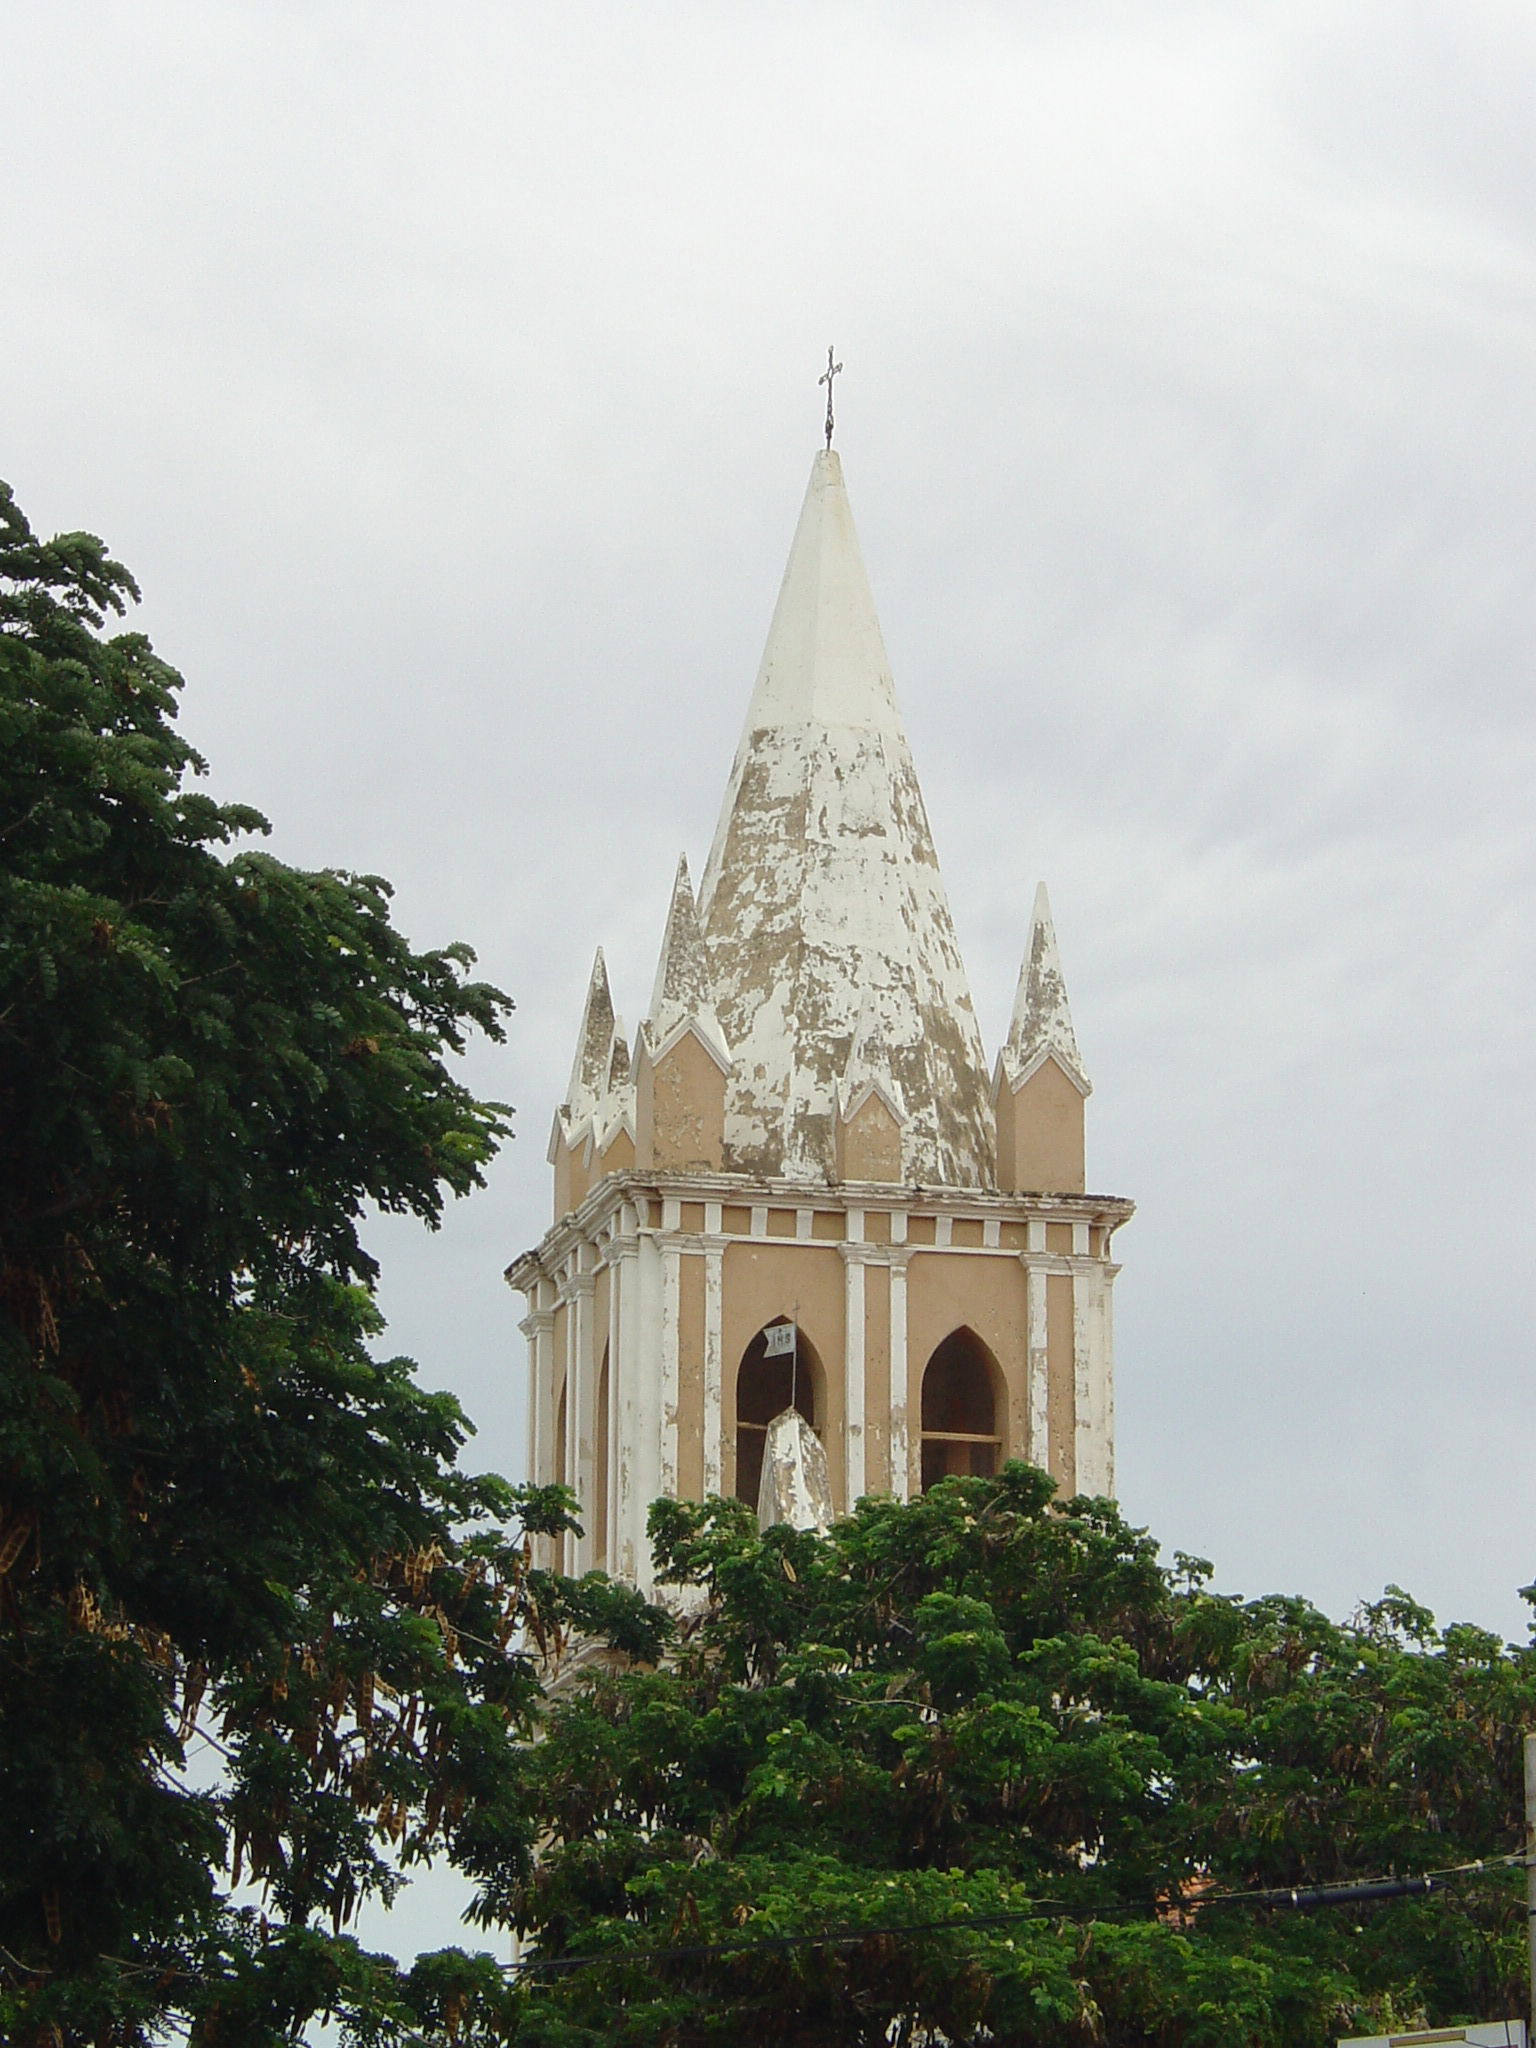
819, 345, 843, 449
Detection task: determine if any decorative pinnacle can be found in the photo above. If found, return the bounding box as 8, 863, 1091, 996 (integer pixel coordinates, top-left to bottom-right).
819, 345, 843, 449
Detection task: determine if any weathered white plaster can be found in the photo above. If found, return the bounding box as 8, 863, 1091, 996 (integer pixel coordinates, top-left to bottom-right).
508, 448, 1135, 1594
1026, 1259, 1050, 1472
841, 1243, 868, 1505
696, 450, 994, 1186
559, 1270, 594, 1572
703, 1240, 724, 1496
646, 856, 731, 1068
1074, 1259, 1118, 1499
757, 1408, 834, 1533
1002, 883, 1091, 1096
660, 1243, 681, 1500
889, 1248, 911, 1501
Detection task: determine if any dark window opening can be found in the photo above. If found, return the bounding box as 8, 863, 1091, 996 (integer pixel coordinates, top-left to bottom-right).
734, 1322, 822, 1509
919, 1328, 1001, 1491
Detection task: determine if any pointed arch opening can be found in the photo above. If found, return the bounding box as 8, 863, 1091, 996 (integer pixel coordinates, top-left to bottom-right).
733, 1321, 825, 1509
920, 1329, 1003, 1491
594, 1345, 610, 1567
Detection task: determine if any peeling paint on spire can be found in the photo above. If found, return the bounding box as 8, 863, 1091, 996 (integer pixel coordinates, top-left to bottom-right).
646, 854, 731, 1067
839, 988, 907, 1126
1003, 882, 1091, 1096
607, 1023, 631, 1091
564, 948, 617, 1128
698, 449, 993, 1184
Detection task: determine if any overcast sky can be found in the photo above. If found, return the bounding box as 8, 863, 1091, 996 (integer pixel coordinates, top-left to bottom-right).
7, 0, 1536, 1946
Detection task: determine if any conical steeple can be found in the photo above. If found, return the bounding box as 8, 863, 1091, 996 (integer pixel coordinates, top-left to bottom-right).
563, 948, 617, 1130
607, 1024, 631, 1091
646, 854, 729, 1066
1002, 883, 1090, 1095
698, 449, 992, 1184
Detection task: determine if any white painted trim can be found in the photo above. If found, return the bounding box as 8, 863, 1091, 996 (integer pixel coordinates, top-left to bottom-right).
889, 1249, 911, 1502
1004, 1044, 1092, 1099
622, 1233, 665, 1595
646, 1013, 734, 1076
1101, 1268, 1117, 1499
660, 1243, 681, 1500
843, 1247, 867, 1507
1026, 1259, 1049, 1475
703, 1240, 724, 1496
837, 1076, 907, 1127
605, 1256, 621, 1570
1071, 1272, 1091, 1503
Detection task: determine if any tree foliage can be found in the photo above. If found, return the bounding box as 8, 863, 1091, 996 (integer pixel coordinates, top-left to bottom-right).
6, 478, 1534, 2046
498, 1472, 1536, 2046
0, 480, 662, 2045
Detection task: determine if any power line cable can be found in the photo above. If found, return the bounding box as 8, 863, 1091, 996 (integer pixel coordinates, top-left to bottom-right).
499, 1851, 1522, 1980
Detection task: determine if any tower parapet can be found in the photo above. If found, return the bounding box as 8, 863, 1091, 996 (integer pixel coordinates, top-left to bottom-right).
509, 449, 1132, 1591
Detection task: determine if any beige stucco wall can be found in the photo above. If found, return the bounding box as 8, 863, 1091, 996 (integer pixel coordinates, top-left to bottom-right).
511, 1170, 1129, 1591
837, 1094, 903, 1181
996, 1059, 1086, 1194
906, 1252, 1027, 1467
636, 1030, 726, 1173
551, 1131, 588, 1221
598, 1124, 636, 1177
719, 1239, 845, 1504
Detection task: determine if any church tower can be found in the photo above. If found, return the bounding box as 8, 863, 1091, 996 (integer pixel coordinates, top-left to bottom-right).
507, 447, 1132, 1589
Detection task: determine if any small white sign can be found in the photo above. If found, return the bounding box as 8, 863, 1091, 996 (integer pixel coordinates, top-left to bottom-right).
763, 1322, 797, 1358
1339, 2025, 1527, 2048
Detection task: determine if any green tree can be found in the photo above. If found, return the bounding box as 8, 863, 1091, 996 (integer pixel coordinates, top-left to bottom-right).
0, 480, 662, 2046
495, 1472, 1535, 2046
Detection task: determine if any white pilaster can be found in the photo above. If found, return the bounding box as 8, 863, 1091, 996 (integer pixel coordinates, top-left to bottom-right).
618, 1225, 665, 1589
660, 1240, 681, 1500
605, 1246, 623, 1566
703, 1237, 725, 1496
1074, 1260, 1118, 1499
1025, 1257, 1049, 1474
1072, 1264, 1096, 1500
840, 1243, 869, 1507
521, 1305, 556, 1489
565, 1270, 596, 1573
888, 1248, 912, 1501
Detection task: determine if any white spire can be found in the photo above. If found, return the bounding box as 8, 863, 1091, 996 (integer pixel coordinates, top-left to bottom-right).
645, 855, 730, 1067
698, 449, 993, 1185
1003, 883, 1090, 1096
607, 1021, 631, 1091
564, 948, 617, 1128
721, 447, 905, 741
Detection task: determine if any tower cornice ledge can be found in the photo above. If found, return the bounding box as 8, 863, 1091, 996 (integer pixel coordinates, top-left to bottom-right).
505, 1168, 1134, 1294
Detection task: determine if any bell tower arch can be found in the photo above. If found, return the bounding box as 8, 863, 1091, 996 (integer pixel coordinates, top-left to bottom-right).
509, 444, 1132, 1593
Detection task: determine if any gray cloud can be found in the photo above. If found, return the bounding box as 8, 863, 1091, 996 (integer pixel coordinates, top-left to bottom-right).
6, 0, 1535, 1946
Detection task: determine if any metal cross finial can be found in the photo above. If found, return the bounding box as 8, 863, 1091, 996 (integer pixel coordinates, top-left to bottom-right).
819, 345, 843, 449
